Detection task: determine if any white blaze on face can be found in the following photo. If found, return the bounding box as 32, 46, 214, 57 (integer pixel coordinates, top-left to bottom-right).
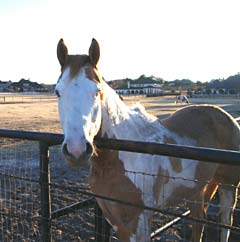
55, 67, 102, 161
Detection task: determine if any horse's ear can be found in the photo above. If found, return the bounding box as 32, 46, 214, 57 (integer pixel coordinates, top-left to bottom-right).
89, 38, 100, 67
57, 39, 68, 67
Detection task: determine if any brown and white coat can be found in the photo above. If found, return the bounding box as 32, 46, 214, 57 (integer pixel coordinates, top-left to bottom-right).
55, 38, 240, 242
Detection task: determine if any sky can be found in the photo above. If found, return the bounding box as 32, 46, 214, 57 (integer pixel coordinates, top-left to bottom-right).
0, 0, 240, 84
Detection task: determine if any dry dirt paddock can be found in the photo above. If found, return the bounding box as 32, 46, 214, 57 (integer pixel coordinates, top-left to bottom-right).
0, 94, 239, 132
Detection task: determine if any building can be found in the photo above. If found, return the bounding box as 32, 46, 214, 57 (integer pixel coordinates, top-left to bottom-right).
0, 79, 47, 93
115, 80, 162, 96
0, 81, 12, 92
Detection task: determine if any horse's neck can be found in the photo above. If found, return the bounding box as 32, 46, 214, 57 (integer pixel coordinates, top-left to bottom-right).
92, 83, 167, 176
99, 83, 165, 142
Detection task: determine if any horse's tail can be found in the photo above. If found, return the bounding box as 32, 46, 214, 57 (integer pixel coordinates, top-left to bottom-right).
238, 122, 240, 150
233, 118, 240, 149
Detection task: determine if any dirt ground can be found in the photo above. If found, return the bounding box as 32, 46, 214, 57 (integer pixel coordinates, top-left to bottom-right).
0, 94, 239, 132
0, 94, 240, 241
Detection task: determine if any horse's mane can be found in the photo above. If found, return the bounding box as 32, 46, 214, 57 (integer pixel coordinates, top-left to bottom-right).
130, 103, 158, 123
101, 83, 167, 140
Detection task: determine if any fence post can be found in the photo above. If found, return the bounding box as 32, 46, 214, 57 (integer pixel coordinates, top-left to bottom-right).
39, 142, 52, 242
95, 201, 111, 242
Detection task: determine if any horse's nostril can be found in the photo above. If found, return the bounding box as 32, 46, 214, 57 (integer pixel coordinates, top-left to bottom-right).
62, 141, 93, 159
62, 143, 70, 155
86, 142, 93, 155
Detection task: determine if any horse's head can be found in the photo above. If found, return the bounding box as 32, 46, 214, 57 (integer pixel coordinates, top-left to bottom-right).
55, 38, 103, 167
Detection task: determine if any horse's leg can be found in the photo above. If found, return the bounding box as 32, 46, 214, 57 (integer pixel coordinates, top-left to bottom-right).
189, 181, 218, 242
131, 211, 152, 242
189, 192, 206, 242
203, 179, 218, 214
218, 184, 239, 242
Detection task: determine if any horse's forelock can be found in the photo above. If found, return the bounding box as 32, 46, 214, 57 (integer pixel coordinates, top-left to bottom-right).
61, 55, 89, 79
61, 55, 103, 86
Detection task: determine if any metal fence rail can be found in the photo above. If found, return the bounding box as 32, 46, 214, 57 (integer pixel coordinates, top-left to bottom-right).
0, 129, 240, 165
0, 129, 240, 241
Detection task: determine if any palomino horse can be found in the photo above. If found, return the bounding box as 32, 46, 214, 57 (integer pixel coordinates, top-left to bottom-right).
55, 38, 240, 242
175, 95, 189, 104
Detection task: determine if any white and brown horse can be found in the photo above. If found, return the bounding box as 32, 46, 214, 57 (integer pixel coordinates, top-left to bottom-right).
55, 38, 240, 242
175, 95, 189, 104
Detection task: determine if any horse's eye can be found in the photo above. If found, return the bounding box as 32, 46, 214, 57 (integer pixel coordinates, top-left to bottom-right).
95, 90, 101, 97
55, 89, 61, 98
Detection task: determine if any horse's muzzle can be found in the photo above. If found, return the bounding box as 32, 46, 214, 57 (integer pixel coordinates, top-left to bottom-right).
62, 142, 93, 167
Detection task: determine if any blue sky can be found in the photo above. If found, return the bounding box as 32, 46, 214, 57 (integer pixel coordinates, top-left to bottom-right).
0, 0, 240, 84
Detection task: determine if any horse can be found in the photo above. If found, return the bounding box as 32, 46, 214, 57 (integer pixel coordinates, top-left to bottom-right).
55, 38, 240, 242
175, 95, 189, 104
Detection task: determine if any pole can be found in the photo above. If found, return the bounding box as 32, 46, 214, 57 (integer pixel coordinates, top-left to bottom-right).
39, 142, 52, 242
95, 201, 111, 242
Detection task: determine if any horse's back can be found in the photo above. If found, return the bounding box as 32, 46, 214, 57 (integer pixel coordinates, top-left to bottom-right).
161, 104, 240, 150
162, 104, 240, 186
